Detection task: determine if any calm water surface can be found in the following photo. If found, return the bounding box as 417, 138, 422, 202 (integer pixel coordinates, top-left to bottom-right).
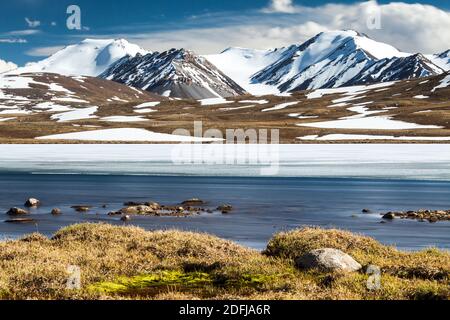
0, 173, 449, 251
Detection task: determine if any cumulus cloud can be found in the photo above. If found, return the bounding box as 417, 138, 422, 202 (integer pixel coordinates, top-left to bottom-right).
0, 59, 18, 73
71, 1, 450, 55
25, 17, 41, 28
263, 0, 299, 13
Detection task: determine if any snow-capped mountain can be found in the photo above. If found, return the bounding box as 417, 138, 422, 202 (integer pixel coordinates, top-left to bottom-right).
343, 53, 444, 86
0, 59, 17, 74
208, 30, 448, 95
206, 47, 288, 95
428, 50, 450, 71
100, 48, 246, 99
14, 39, 148, 77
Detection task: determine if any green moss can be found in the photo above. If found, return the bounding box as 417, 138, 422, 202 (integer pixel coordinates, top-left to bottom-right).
89, 271, 212, 294
89, 270, 282, 295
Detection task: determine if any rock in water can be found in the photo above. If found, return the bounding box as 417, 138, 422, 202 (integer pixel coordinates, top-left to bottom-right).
182, 198, 205, 206
6, 207, 29, 215
24, 198, 40, 207
295, 248, 362, 272
217, 204, 233, 214
51, 208, 62, 215
71, 205, 92, 212
5, 218, 35, 224
382, 212, 396, 220
120, 215, 131, 222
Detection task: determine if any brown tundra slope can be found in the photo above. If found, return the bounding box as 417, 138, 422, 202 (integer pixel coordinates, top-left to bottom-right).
0, 72, 449, 143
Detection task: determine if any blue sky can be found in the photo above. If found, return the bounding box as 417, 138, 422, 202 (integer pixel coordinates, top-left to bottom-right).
1, 0, 450, 65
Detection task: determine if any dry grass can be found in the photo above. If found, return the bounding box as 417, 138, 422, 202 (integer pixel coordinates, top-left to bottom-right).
0, 223, 448, 300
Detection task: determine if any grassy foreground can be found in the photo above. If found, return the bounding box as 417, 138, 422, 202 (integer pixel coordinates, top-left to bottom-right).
0, 223, 448, 300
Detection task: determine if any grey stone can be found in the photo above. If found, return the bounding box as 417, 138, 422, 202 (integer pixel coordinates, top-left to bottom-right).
295, 248, 362, 272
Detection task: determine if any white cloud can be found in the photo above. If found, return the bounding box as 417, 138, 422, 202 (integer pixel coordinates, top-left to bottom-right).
0, 38, 27, 44
6, 29, 40, 36
0, 59, 17, 73
263, 0, 299, 13
25, 17, 41, 28
70, 1, 450, 55
26, 46, 65, 57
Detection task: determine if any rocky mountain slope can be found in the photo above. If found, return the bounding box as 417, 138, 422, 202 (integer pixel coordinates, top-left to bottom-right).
208, 30, 449, 95
100, 48, 246, 99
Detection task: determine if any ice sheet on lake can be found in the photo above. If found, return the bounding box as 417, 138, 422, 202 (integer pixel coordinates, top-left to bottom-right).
1, 144, 450, 181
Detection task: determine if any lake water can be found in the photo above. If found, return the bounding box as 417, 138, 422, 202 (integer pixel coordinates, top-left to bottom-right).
0, 173, 449, 251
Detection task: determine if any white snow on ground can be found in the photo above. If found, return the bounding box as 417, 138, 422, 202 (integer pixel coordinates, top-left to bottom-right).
0, 117, 16, 122
342, 105, 386, 119
288, 113, 318, 119
51, 106, 98, 122
111, 96, 128, 102
298, 134, 450, 141
36, 128, 224, 142
219, 105, 256, 111
327, 102, 349, 108
307, 82, 395, 99
419, 80, 430, 84
0, 109, 31, 115
100, 116, 149, 122
200, 98, 230, 106
0, 74, 74, 95
239, 100, 269, 104
134, 101, 160, 109
432, 74, 450, 92
297, 116, 442, 130
415, 110, 432, 113
297, 116, 319, 119
33, 102, 74, 112
51, 97, 89, 103
413, 95, 429, 99
134, 108, 157, 114
262, 102, 298, 112
332, 95, 366, 104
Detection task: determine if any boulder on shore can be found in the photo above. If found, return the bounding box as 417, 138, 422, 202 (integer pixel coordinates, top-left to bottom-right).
6, 207, 29, 215
295, 248, 362, 273
24, 198, 40, 207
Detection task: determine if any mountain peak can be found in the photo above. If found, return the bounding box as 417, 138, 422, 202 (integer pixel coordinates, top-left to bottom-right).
15, 38, 149, 77
100, 48, 246, 99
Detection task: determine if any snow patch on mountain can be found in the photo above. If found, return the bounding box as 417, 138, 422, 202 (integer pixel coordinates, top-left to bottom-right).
0, 60, 17, 74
